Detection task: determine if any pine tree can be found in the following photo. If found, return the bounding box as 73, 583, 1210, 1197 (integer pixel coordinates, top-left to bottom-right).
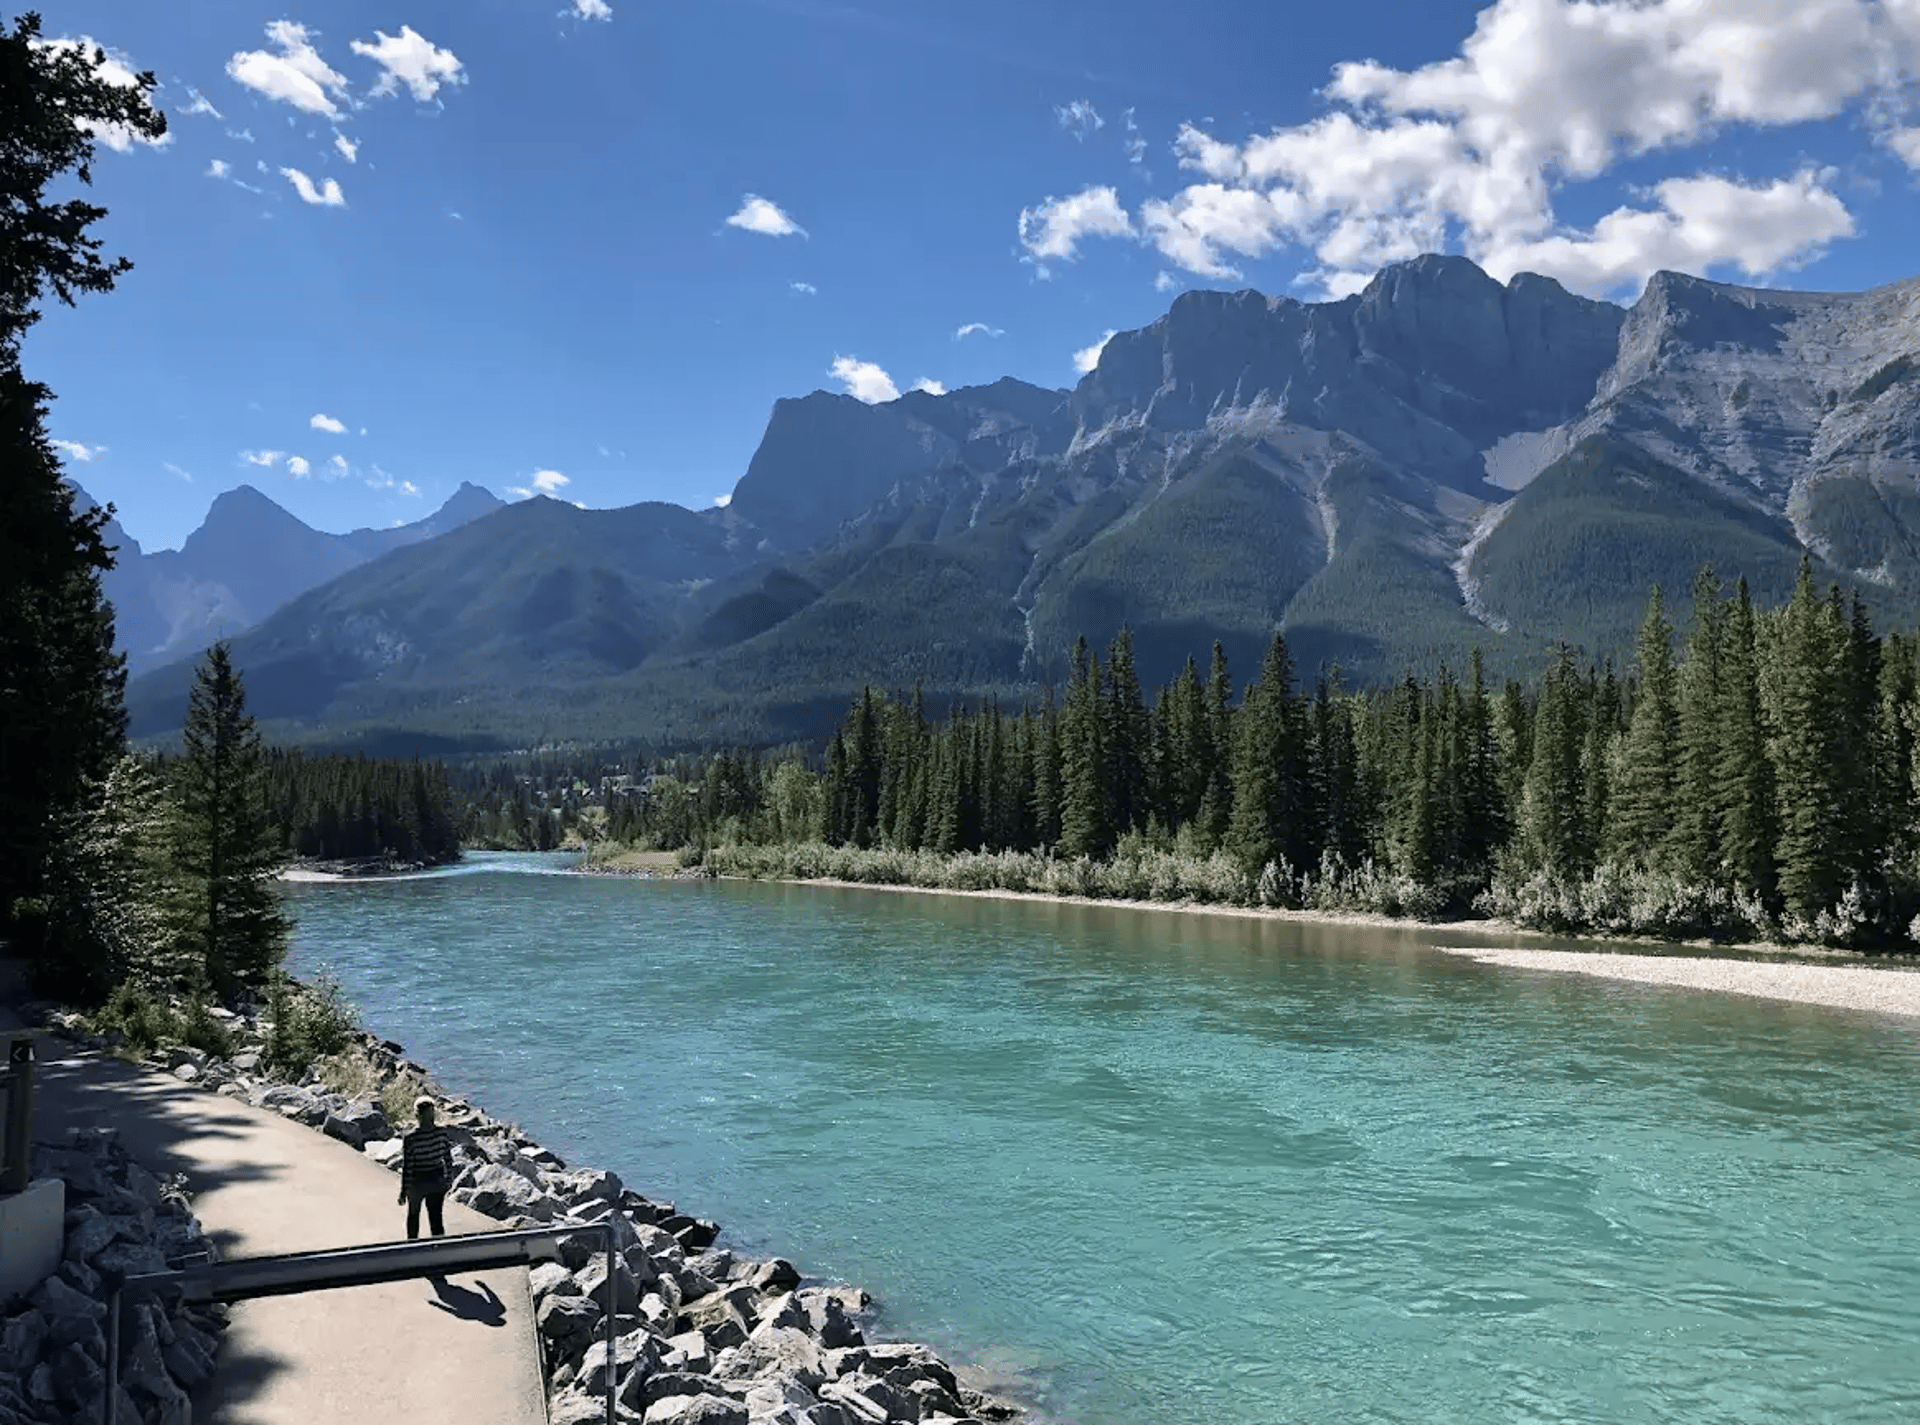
1459, 650, 1506, 874
1520, 646, 1587, 875
1607, 587, 1679, 866
1194, 642, 1234, 852
0, 19, 164, 987
1671, 567, 1725, 880
1226, 632, 1305, 876
1059, 640, 1113, 858
1769, 559, 1848, 922
168, 645, 290, 998
1104, 627, 1151, 837
1715, 578, 1775, 899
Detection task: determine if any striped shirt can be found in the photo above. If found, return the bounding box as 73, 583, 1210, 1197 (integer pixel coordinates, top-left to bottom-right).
401, 1124, 453, 1194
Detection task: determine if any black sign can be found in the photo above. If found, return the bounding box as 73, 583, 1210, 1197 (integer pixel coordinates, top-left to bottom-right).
8, 1039, 31, 1064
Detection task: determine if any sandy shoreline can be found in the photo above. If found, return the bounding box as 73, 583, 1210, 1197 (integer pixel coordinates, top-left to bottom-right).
681, 871, 1920, 1023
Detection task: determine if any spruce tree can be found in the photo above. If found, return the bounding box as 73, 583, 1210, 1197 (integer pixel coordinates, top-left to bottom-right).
1520, 646, 1587, 875
1671, 567, 1725, 881
1104, 627, 1151, 838
1226, 632, 1304, 876
1058, 640, 1112, 858
168, 645, 290, 998
1715, 578, 1775, 899
1607, 587, 1679, 866
1769, 559, 1847, 922
1194, 642, 1234, 852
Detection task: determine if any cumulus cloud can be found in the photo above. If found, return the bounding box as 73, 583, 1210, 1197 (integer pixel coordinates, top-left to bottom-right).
1891, 127, 1920, 169
310, 413, 348, 433
1018, 186, 1133, 263
1073, 330, 1116, 375
508, 469, 571, 499
282, 167, 345, 206
790, 281, 817, 294
572, 0, 614, 19
912, 378, 947, 395
955, 322, 1004, 340
183, 87, 222, 120
328, 454, 350, 477
1154, 270, 1179, 292
334, 133, 358, 163
829, 356, 900, 404
30, 37, 169, 152
1056, 99, 1104, 140
726, 195, 807, 237
52, 439, 104, 462
713, 492, 733, 508
287, 456, 312, 477
228, 20, 350, 118
240, 449, 283, 467
1026, 0, 1920, 296
207, 158, 230, 178
352, 26, 465, 102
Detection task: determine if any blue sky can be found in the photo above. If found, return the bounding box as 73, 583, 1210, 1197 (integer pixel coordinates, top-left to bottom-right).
31, 0, 1920, 551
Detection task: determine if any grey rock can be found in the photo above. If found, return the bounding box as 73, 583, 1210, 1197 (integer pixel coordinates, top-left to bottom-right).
91, 1239, 168, 1278
577, 1329, 664, 1395
682, 1288, 754, 1352
537, 1294, 602, 1346
172, 1062, 202, 1082
29, 1276, 104, 1325
58, 1256, 102, 1297
793, 1292, 863, 1351
549, 1167, 623, 1206
229, 1050, 262, 1072
1, 1310, 49, 1372
662, 1330, 713, 1375
575, 1253, 642, 1318
690, 1249, 737, 1284
321, 1114, 364, 1150
123, 1162, 164, 1211
645, 1393, 749, 1425
336, 1100, 393, 1142
26, 1362, 56, 1405
460, 1162, 561, 1223
549, 1390, 637, 1425
746, 1259, 799, 1296
718, 1325, 826, 1389
817, 1375, 910, 1425
635, 1370, 714, 1407
529, 1261, 579, 1300
362, 1137, 405, 1169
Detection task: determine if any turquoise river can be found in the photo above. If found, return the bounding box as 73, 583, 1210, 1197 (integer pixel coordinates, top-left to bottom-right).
283, 853, 1920, 1424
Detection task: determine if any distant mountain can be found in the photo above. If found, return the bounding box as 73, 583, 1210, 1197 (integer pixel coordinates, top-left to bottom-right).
125, 254, 1920, 752
74, 481, 504, 675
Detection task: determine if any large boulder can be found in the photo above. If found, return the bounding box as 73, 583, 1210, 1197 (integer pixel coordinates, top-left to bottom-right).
549, 1166, 623, 1207
817, 1375, 911, 1425
460, 1162, 562, 1223
363, 1138, 405, 1170
335, 1100, 393, 1142
537, 1294, 603, 1348
530, 1261, 579, 1300
714, 1324, 827, 1390
577, 1329, 664, 1395
791, 1292, 863, 1351
745, 1259, 799, 1296
681, 1289, 753, 1352
321, 1114, 365, 1151
645, 1393, 748, 1425
575, 1253, 643, 1318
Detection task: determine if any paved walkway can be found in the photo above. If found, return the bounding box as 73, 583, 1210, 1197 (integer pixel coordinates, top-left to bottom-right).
2, 977, 548, 1424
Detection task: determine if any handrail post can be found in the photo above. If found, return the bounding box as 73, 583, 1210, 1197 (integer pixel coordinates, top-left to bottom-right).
605, 1224, 616, 1425
2, 1035, 32, 1194
106, 1285, 121, 1425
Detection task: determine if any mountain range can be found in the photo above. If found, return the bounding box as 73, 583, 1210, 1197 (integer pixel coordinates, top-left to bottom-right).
121, 252, 1920, 753
73, 481, 504, 676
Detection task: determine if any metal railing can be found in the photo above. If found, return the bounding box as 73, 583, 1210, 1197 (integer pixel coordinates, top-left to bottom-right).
1, 1034, 32, 1194
108, 1221, 618, 1425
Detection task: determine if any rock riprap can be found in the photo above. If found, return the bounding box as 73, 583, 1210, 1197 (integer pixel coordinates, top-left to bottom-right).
41, 999, 1026, 1425
0, 1127, 227, 1425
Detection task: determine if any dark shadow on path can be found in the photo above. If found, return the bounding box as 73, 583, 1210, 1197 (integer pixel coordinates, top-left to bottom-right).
426, 1277, 507, 1327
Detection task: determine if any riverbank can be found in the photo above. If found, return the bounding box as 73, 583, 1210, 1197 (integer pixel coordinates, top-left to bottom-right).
16, 977, 1027, 1425
581, 844, 1920, 1023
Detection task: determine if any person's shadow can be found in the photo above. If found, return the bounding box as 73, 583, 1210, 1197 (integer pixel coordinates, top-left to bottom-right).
425, 1275, 507, 1327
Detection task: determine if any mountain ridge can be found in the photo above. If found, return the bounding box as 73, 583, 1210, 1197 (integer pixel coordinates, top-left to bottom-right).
122, 253, 1920, 751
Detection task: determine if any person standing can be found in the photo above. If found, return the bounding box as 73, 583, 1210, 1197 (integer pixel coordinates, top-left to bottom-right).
398, 1096, 454, 1239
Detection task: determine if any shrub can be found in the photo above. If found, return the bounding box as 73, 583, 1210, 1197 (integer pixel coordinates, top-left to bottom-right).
265, 969, 359, 1078
180, 998, 237, 1058
86, 980, 179, 1056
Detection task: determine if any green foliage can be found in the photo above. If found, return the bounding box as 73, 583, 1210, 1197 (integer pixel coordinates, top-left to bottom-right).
265, 969, 358, 1078
266, 750, 462, 866
167, 644, 291, 996
181, 997, 237, 1059
0, 15, 162, 994
83, 980, 179, 1057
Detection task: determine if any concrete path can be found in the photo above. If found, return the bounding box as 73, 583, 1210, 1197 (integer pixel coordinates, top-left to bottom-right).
2, 983, 548, 1424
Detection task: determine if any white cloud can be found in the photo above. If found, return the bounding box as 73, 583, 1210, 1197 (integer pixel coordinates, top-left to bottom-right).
954, 322, 1004, 340
1033, 0, 1920, 297
52, 439, 104, 462
726, 195, 807, 237
402, 480, 420, 496
228, 127, 256, 143
207, 158, 230, 179
240, 449, 283, 467
912, 378, 947, 395
572, 0, 614, 19
1124, 107, 1147, 165
351, 26, 465, 102
829, 356, 900, 404
530, 470, 570, 494
287, 456, 312, 477
328, 454, 350, 477
183, 88, 222, 120
790, 281, 817, 294
334, 133, 358, 163
1018, 186, 1132, 262
281, 166, 345, 206
310, 413, 348, 433
713, 492, 733, 508
1056, 99, 1104, 141
31, 37, 169, 152
165, 462, 194, 482
228, 21, 350, 119
1154, 270, 1179, 292
1073, 330, 1117, 375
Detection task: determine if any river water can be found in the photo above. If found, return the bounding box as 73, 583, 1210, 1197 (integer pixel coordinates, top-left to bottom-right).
283, 853, 1920, 1424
